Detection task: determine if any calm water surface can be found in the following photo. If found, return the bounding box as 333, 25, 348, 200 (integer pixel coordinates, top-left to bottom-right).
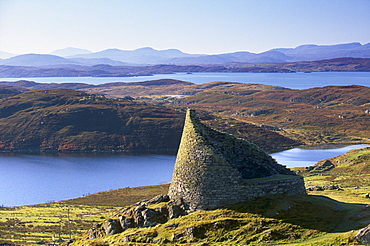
271, 144, 370, 168
1, 144, 369, 207
0, 153, 176, 207
1, 72, 370, 89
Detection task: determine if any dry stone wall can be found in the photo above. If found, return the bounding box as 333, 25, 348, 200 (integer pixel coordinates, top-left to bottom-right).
168, 109, 306, 211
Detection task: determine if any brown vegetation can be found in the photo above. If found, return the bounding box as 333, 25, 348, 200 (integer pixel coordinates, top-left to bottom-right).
0, 89, 184, 152
0, 79, 369, 151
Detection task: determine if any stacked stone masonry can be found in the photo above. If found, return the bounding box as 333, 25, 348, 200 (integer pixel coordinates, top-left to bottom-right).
168, 109, 306, 211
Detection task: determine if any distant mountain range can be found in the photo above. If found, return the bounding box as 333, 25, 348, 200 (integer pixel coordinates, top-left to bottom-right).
0, 42, 369, 67
1, 57, 369, 78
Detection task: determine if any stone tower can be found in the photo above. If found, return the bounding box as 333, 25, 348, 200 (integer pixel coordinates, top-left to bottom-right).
168, 109, 306, 211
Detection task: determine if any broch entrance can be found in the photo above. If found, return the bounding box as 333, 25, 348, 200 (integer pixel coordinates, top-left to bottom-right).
168, 109, 306, 211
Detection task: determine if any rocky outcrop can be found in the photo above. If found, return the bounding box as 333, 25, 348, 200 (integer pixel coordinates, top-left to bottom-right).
168, 109, 306, 211
103, 219, 123, 235
355, 224, 370, 244
306, 185, 341, 191
306, 160, 335, 173
86, 194, 187, 239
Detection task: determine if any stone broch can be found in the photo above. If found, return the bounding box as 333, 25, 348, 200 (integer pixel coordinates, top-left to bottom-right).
168, 109, 306, 211
83, 109, 308, 242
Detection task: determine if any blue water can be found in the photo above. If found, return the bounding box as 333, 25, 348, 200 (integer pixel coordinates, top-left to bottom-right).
270, 144, 370, 168
0, 144, 369, 207
1, 72, 369, 89
0, 153, 176, 207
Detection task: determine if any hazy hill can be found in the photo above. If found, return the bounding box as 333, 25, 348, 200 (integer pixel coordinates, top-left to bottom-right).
68, 57, 129, 66
1, 43, 370, 66
0, 51, 16, 59
0, 54, 79, 67
67, 42, 370, 64
50, 47, 92, 57
69, 47, 201, 64
272, 42, 370, 61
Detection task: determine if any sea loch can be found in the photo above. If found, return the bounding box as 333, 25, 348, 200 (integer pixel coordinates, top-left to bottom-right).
1, 71, 370, 89
0, 144, 368, 207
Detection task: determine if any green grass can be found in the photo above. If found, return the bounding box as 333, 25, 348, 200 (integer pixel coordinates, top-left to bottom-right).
0, 203, 119, 245
1, 184, 367, 245
69, 193, 366, 245
0, 185, 170, 245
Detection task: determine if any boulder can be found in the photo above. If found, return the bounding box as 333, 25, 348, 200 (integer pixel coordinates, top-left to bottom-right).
159, 206, 168, 216
168, 205, 185, 219
321, 185, 339, 190
103, 219, 123, 235
142, 208, 158, 227
355, 224, 370, 244
118, 215, 134, 229
134, 213, 144, 227
87, 224, 102, 239
306, 186, 323, 191
144, 194, 170, 206
184, 226, 197, 237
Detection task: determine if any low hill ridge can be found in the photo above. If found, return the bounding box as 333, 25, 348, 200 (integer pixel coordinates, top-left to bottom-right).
0, 89, 184, 152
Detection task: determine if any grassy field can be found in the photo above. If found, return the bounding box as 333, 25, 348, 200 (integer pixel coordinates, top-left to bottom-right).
0, 203, 118, 245
0, 185, 169, 245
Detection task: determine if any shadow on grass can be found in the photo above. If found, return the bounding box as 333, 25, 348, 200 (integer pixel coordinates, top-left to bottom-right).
227, 193, 367, 233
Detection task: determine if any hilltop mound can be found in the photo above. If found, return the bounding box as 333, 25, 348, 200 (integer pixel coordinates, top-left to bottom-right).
66, 188, 365, 246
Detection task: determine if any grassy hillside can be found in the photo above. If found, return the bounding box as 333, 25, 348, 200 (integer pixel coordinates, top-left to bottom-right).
0, 86, 302, 151
0, 89, 184, 152
0, 186, 366, 245
88, 80, 370, 147
1, 80, 369, 150
171, 84, 370, 146
299, 147, 370, 190
68, 193, 366, 246
9, 79, 366, 147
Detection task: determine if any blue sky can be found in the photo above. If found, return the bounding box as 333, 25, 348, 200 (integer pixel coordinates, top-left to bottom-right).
0, 0, 369, 55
